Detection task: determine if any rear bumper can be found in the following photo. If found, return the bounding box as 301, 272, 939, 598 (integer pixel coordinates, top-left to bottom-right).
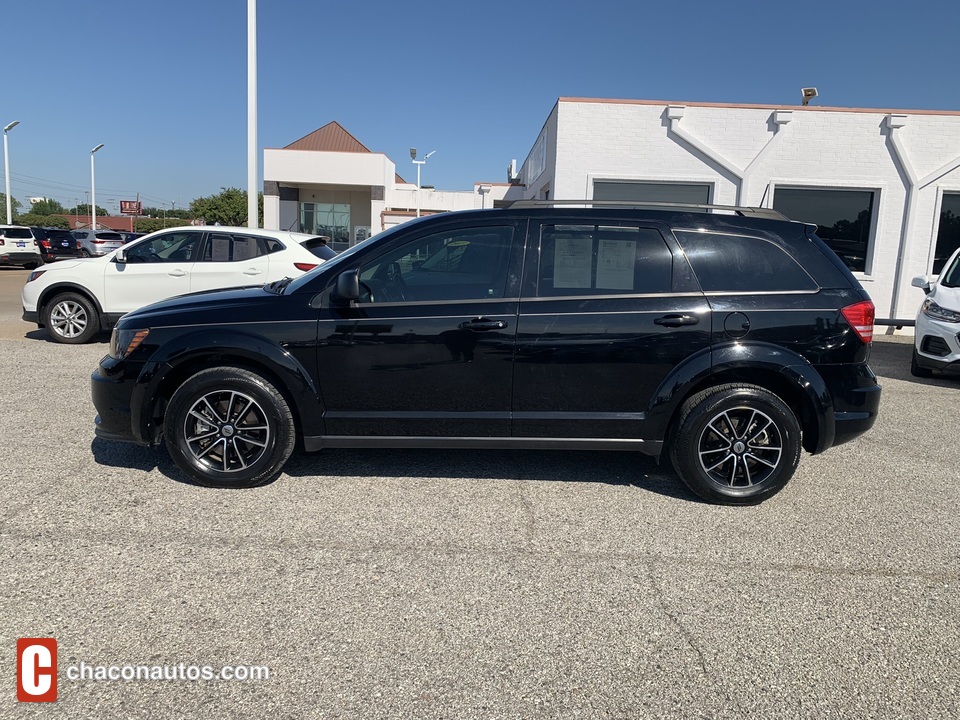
0, 251, 41, 266
815, 362, 882, 449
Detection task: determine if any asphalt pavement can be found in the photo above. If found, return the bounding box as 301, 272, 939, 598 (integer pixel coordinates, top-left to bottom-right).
1, 266, 958, 719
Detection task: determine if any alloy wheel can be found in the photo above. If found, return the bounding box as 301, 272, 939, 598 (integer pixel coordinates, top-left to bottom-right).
182, 390, 272, 473
49, 300, 89, 339
697, 406, 783, 487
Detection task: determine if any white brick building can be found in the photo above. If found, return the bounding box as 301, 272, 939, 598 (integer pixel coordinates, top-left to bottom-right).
515, 98, 960, 325
263, 99, 960, 325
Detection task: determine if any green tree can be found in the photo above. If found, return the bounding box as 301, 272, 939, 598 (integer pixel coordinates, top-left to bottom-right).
0, 193, 22, 223
189, 187, 262, 227
71, 203, 108, 217
28, 198, 66, 216
142, 206, 192, 220
135, 217, 188, 233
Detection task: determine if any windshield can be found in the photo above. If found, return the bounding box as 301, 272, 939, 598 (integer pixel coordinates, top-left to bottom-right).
940, 251, 960, 287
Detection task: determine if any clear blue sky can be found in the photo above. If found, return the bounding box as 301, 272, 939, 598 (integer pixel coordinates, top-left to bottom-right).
3, 0, 959, 212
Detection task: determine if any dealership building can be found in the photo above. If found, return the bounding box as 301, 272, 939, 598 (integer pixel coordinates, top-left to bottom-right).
263, 97, 960, 325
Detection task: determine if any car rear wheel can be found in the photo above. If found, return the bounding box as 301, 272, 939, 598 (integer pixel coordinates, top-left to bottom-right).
44, 292, 101, 344
670, 383, 801, 505
164, 367, 296, 488
80, 249, 91, 258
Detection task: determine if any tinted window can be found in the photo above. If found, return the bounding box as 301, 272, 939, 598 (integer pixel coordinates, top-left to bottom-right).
4, 227, 33, 239
934, 193, 960, 274
537, 225, 672, 296
773, 187, 875, 273
675, 231, 818, 293
359, 226, 514, 302
95, 232, 123, 241
201, 233, 273, 262
126, 232, 202, 263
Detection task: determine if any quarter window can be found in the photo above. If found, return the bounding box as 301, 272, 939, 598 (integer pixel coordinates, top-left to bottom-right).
772, 187, 875, 273
537, 225, 673, 296
675, 231, 818, 293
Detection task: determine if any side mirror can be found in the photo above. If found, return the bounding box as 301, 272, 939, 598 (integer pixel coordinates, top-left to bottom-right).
115, 248, 127, 264
911, 275, 933, 294
334, 270, 360, 303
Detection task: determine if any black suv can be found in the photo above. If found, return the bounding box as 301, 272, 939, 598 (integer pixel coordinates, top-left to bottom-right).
32, 227, 80, 262
92, 202, 881, 504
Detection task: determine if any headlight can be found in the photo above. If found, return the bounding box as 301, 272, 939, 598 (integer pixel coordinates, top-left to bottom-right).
922, 298, 960, 323
27, 270, 46, 282
109, 328, 150, 359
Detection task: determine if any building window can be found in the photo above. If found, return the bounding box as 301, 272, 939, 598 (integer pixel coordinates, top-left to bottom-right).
934, 193, 960, 274
300, 202, 350, 245
772, 187, 876, 273
593, 181, 711, 209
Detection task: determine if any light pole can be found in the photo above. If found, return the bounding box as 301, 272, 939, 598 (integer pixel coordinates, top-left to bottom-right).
3, 120, 19, 224
410, 148, 435, 218
90, 143, 104, 230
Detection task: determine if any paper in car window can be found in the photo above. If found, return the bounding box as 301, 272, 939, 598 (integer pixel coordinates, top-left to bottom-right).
553, 236, 593, 288
233, 236, 256, 261
210, 235, 231, 262
596, 239, 636, 290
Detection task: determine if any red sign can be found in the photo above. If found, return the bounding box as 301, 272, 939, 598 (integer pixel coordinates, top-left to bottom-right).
17, 638, 57, 702
120, 201, 142, 215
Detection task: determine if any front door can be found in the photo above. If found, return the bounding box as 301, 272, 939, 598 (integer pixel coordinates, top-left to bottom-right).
316, 221, 524, 438
103, 230, 203, 313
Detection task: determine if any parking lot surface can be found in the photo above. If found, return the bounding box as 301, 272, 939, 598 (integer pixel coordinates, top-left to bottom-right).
1, 266, 958, 719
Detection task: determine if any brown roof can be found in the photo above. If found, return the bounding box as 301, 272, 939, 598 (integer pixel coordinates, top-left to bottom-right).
283, 121, 406, 183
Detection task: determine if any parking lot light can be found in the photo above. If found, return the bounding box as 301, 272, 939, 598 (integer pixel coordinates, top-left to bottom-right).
90, 143, 104, 230
3, 120, 20, 224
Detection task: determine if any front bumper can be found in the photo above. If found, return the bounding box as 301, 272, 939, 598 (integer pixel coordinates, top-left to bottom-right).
91, 360, 146, 446
914, 313, 960, 376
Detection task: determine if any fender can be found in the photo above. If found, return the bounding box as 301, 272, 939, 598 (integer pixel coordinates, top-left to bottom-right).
129, 328, 324, 445
35, 281, 106, 323
647, 341, 835, 454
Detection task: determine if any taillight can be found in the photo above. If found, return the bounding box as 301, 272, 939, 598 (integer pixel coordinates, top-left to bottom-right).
40, 240, 52, 248
0, 239, 4, 246
841, 300, 875, 344
294, 263, 317, 272
93, 240, 105, 244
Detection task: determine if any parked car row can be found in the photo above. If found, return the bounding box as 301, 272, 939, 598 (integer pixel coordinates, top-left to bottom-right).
22, 225, 336, 344
911, 246, 960, 378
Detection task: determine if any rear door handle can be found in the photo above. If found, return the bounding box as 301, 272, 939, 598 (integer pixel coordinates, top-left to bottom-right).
243, 268, 263, 276
654, 314, 700, 327
458, 318, 507, 331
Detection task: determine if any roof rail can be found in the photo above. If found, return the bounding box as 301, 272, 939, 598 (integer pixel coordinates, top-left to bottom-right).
500, 199, 789, 220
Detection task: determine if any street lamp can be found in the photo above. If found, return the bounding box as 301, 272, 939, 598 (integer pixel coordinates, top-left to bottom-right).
410, 148, 435, 218
90, 143, 104, 230
3, 120, 20, 224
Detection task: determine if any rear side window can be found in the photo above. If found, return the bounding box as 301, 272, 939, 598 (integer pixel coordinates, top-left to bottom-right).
201, 233, 277, 262
537, 225, 672, 296
674, 231, 818, 293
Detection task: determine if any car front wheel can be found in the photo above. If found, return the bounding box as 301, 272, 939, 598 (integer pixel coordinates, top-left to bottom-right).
670, 383, 801, 505
44, 292, 101, 344
164, 367, 296, 488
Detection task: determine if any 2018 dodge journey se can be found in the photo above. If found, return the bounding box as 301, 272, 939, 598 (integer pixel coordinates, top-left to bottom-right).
91, 201, 881, 504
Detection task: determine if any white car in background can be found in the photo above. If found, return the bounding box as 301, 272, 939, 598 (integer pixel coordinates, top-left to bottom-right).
22, 226, 336, 343
911, 246, 960, 378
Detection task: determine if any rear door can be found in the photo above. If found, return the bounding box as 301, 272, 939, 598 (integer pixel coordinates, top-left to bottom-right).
190, 231, 276, 292
512, 220, 711, 440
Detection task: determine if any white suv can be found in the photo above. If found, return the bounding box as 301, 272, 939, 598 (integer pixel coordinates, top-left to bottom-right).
911, 246, 960, 377
22, 226, 336, 343
0, 225, 42, 269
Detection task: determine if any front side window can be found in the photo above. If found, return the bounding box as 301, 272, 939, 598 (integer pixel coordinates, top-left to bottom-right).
772, 187, 875, 273
675, 231, 818, 293
125, 232, 202, 263
537, 225, 673, 297
358, 226, 514, 303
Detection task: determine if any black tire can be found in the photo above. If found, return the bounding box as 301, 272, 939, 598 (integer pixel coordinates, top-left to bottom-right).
669, 383, 801, 505
43, 292, 101, 344
80, 249, 91, 258
24, 261, 39, 270
910, 349, 933, 378
164, 367, 296, 488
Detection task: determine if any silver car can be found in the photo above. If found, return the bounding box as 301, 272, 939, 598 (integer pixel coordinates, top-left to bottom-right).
72, 229, 124, 258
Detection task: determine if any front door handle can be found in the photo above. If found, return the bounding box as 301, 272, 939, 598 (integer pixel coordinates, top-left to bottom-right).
167, 269, 187, 277
458, 318, 507, 331
654, 314, 700, 327
243, 268, 263, 276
